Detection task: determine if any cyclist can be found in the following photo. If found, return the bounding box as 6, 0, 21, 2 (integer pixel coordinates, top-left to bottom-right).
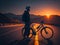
22, 6, 30, 38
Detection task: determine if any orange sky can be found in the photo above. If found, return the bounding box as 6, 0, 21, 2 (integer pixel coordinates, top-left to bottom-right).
30, 6, 60, 16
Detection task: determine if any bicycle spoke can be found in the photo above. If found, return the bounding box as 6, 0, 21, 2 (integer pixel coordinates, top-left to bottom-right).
41, 27, 54, 39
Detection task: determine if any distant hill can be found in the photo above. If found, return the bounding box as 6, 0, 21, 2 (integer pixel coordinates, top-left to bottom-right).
0, 13, 20, 23
0, 13, 11, 23
22, 14, 60, 26
0, 13, 60, 26
43, 15, 60, 26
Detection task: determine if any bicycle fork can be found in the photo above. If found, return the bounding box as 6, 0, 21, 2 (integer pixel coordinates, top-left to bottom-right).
44, 28, 48, 34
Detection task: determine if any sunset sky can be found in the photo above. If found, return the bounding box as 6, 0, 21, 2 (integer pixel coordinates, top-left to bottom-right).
0, 0, 60, 16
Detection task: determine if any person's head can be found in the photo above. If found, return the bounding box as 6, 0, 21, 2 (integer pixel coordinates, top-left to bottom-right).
25, 6, 30, 12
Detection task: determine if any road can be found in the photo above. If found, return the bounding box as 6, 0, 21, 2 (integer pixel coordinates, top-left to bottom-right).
0, 23, 60, 45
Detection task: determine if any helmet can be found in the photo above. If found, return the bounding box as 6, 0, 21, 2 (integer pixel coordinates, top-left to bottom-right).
26, 6, 30, 10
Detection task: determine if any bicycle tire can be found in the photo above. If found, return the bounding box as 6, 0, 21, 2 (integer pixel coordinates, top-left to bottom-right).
40, 27, 54, 39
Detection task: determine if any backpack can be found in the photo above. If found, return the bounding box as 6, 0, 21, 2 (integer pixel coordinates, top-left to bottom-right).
22, 11, 30, 22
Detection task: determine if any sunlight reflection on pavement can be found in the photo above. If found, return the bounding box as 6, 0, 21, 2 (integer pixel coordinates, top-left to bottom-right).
34, 32, 39, 45
0, 24, 24, 27
33, 23, 40, 45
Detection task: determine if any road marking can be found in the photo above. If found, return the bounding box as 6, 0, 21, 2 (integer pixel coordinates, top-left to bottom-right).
34, 32, 39, 45
33, 23, 40, 45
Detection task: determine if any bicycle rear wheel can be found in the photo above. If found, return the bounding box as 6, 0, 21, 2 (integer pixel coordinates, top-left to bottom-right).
22, 28, 34, 39
41, 27, 54, 39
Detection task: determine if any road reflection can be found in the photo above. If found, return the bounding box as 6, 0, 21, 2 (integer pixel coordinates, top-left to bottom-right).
34, 32, 39, 45
0, 23, 60, 45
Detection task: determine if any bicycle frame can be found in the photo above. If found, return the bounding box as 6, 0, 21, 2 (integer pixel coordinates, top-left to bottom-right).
36, 23, 45, 32
22, 23, 54, 39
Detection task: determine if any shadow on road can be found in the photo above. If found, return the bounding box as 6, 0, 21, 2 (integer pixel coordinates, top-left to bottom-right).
39, 39, 53, 45
9, 38, 31, 45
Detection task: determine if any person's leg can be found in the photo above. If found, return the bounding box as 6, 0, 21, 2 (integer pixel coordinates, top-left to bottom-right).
23, 22, 31, 38
23, 22, 27, 38
26, 22, 30, 38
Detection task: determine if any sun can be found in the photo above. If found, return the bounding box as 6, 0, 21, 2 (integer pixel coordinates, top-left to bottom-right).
38, 7, 54, 18
45, 13, 51, 18
44, 10, 52, 18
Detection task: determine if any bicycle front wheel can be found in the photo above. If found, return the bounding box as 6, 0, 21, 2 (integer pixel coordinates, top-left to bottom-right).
41, 27, 54, 39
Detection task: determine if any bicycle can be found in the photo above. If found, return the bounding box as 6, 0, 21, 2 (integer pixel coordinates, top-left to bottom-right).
22, 21, 54, 39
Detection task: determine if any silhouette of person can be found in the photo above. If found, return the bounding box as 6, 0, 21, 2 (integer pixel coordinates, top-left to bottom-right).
17, 38, 31, 45
22, 6, 30, 38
